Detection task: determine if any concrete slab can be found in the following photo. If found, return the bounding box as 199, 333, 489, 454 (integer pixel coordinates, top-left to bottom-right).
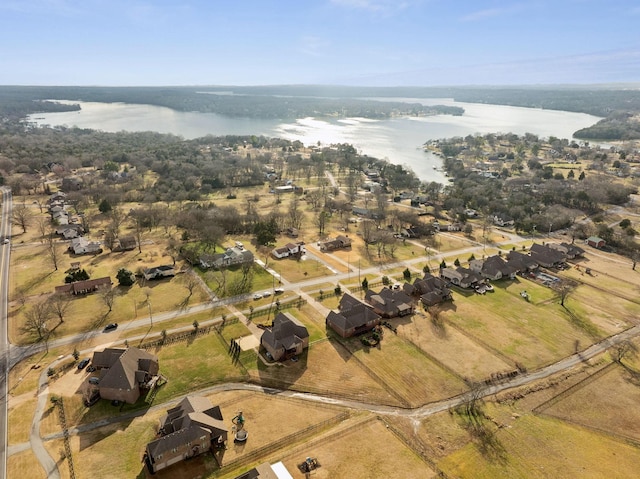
237, 334, 260, 351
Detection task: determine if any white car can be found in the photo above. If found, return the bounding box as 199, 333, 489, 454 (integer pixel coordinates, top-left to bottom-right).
262, 291, 272, 297
274, 288, 284, 294
253, 293, 263, 300
2, 238, 8, 244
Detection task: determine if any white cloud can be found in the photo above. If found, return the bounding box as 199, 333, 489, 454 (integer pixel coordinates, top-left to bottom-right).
298, 36, 331, 57
329, 0, 418, 14
460, 3, 532, 22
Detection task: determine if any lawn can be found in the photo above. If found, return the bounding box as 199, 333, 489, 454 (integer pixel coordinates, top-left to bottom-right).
253, 340, 401, 406
267, 256, 334, 283
7, 450, 46, 479
8, 397, 37, 445
444, 280, 604, 369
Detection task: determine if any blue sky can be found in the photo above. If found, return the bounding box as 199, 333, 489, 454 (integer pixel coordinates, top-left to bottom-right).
1, 0, 639, 86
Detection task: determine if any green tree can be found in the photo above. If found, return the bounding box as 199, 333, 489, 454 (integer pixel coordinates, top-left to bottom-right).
361, 277, 368, 291
116, 268, 135, 286
403, 268, 411, 281
98, 198, 112, 214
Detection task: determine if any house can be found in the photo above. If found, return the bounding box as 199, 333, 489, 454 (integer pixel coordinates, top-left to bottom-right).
440, 267, 483, 288
48, 191, 67, 204
144, 396, 228, 474
234, 462, 293, 479
529, 243, 566, 268
90, 347, 159, 404
506, 251, 539, 272
586, 236, 606, 249
200, 247, 254, 269
56, 224, 84, 239
364, 287, 415, 318
490, 213, 515, 227
285, 227, 299, 238
548, 242, 585, 259
319, 235, 351, 252
61, 176, 83, 191
326, 294, 381, 338
69, 237, 102, 255
143, 265, 176, 281
271, 242, 306, 259
260, 312, 309, 361
469, 256, 518, 281
55, 277, 112, 295
114, 235, 137, 251
404, 273, 452, 306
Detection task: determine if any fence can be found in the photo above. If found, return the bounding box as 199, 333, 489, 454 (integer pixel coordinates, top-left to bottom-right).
218, 412, 349, 473
246, 298, 307, 320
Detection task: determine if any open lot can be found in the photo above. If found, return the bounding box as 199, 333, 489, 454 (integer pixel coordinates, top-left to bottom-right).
437, 411, 640, 478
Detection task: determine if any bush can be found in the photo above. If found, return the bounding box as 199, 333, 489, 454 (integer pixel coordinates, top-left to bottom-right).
116, 268, 135, 286
382, 276, 390, 285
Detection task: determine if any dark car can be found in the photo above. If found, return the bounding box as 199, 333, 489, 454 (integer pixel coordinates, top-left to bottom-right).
88, 377, 100, 385
77, 358, 90, 370
87, 365, 96, 373
103, 323, 118, 332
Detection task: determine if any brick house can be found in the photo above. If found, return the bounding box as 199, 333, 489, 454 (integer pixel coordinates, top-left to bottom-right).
260, 312, 309, 361
326, 294, 381, 338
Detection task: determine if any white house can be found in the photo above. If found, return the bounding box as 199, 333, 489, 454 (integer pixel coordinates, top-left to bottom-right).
69, 237, 102, 255
271, 242, 306, 259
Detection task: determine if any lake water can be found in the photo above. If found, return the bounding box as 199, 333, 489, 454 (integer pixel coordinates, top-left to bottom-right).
28, 99, 601, 183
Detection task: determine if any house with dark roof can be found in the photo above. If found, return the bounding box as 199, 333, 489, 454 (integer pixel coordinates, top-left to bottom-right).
530, 243, 566, 268
469, 256, 518, 281
490, 213, 515, 227
55, 277, 112, 295
144, 395, 228, 474
548, 242, 585, 259
260, 312, 309, 361
114, 235, 137, 251
440, 267, 483, 288
319, 235, 352, 252
326, 295, 381, 338
90, 347, 159, 404
404, 273, 452, 307
364, 287, 415, 318
506, 251, 539, 272
143, 265, 176, 281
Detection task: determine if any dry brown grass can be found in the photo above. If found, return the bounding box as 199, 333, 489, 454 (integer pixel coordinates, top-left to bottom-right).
396, 311, 512, 381
7, 449, 47, 479
541, 363, 640, 441
8, 397, 37, 445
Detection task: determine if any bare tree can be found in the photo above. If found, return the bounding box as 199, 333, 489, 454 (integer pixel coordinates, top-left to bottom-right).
46, 234, 60, 271
22, 301, 51, 340
100, 286, 116, 313
36, 217, 50, 243
552, 278, 577, 307
48, 292, 72, 324
12, 204, 32, 233
610, 340, 639, 365
181, 273, 200, 300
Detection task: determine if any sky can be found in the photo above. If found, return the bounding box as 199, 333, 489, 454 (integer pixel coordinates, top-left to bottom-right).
1, 0, 639, 87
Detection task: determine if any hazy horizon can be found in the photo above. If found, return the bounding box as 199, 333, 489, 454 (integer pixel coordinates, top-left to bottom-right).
1, 1, 639, 87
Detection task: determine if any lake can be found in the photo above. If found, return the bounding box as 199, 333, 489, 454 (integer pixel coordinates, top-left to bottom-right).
28, 99, 601, 183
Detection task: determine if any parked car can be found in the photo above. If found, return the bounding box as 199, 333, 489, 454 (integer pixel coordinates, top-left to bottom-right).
274, 288, 284, 294
88, 377, 100, 385
77, 358, 90, 370
84, 391, 100, 407
253, 293, 263, 300
474, 285, 487, 295
103, 323, 118, 332
86, 365, 96, 373
262, 291, 272, 297
484, 283, 494, 292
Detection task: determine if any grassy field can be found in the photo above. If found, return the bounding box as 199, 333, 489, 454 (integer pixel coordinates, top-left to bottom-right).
541, 363, 640, 442
253, 340, 401, 406
396, 311, 512, 381
276, 418, 437, 479
343, 332, 468, 407
7, 450, 47, 479
8, 397, 37, 445
438, 411, 640, 478
444, 279, 606, 369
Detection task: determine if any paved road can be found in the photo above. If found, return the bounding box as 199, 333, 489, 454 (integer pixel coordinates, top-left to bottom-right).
0, 187, 12, 479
